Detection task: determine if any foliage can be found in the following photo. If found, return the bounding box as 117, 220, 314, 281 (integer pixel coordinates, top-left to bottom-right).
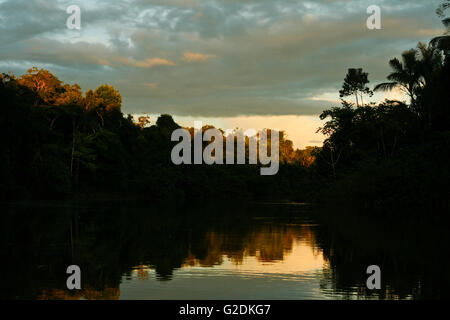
315, 7, 450, 215
339, 68, 373, 107
0, 71, 311, 202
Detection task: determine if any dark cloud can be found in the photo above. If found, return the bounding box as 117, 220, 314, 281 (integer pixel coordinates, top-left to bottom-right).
0, 0, 445, 116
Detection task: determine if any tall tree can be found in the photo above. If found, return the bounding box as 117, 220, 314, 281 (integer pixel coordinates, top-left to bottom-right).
431, 0, 450, 53
416, 42, 444, 86
339, 68, 373, 107
18, 68, 63, 106
374, 49, 422, 107
94, 85, 122, 111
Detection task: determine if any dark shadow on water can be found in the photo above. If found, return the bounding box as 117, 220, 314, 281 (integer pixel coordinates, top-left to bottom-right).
0, 201, 449, 299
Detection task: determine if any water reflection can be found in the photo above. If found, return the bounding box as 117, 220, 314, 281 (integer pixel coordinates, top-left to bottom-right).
0, 202, 449, 299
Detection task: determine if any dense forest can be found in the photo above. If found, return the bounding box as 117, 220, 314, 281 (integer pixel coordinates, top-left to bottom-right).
1, 2, 449, 220
314, 2, 450, 217
0, 67, 315, 202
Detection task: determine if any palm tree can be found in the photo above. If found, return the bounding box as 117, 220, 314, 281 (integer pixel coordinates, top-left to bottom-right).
416, 42, 443, 87
374, 49, 422, 106
431, 0, 450, 53
375, 43, 444, 121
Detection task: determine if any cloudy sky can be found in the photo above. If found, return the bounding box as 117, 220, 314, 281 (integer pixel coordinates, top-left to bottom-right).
0, 0, 445, 147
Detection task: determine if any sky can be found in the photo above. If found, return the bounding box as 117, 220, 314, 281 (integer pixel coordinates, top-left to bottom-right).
0, 0, 445, 148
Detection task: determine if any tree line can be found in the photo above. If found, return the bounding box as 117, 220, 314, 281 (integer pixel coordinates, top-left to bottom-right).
0, 68, 315, 202
313, 2, 450, 217
1, 2, 449, 217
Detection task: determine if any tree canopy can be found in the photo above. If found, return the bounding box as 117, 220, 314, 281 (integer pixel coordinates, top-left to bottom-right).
339, 68, 373, 107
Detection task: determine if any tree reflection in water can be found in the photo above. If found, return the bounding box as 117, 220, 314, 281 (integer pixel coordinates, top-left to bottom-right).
0, 202, 449, 299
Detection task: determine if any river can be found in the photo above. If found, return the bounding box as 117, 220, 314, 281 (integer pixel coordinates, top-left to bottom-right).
0, 201, 448, 299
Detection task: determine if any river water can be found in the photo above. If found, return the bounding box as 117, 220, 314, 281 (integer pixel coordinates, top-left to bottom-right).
0, 202, 448, 299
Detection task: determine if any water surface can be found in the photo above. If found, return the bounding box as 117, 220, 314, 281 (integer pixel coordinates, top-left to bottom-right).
0, 202, 448, 299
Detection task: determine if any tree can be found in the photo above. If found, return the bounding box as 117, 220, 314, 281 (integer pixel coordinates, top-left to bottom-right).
54, 83, 83, 107
293, 146, 319, 168
416, 42, 444, 86
431, 0, 450, 54
278, 131, 295, 163
374, 43, 444, 123
374, 49, 422, 107
156, 114, 180, 134
18, 68, 63, 106
93, 85, 122, 111
339, 68, 373, 107
137, 114, 151, 129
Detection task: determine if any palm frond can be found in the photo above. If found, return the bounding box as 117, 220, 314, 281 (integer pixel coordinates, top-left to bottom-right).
431, 35, 450, 51
374, 82, 399, 92
437, 2, 450, 17
386, 72, 411, 84
443, 17, 450, 28
388, 58, 403, 73
402, 49, 419, 70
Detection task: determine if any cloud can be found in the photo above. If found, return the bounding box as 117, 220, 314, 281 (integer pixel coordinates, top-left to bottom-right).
0, 0, 445, 117
122, 57, 176, 68
182, 51, 216, 62
144, 82, 159, 88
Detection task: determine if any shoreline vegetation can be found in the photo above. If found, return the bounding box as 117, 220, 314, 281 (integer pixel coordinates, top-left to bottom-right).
1, 4, 450, 222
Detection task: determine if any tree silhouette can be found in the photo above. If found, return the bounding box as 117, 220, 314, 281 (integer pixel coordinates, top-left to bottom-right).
374, 43, 443, 116
374, 49, 422, 106
416, 42, 444, 86
339, 68, 373, 107
431, 0, 450, 53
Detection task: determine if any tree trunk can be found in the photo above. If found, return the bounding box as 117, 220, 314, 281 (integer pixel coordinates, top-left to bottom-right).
70, 119, 76, 179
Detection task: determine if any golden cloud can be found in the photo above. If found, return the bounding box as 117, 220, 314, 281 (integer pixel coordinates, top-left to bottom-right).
144, 82, 159, 89
113, 57, 176, 68
134, 58, 176, 68
182, 52, 216, 62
